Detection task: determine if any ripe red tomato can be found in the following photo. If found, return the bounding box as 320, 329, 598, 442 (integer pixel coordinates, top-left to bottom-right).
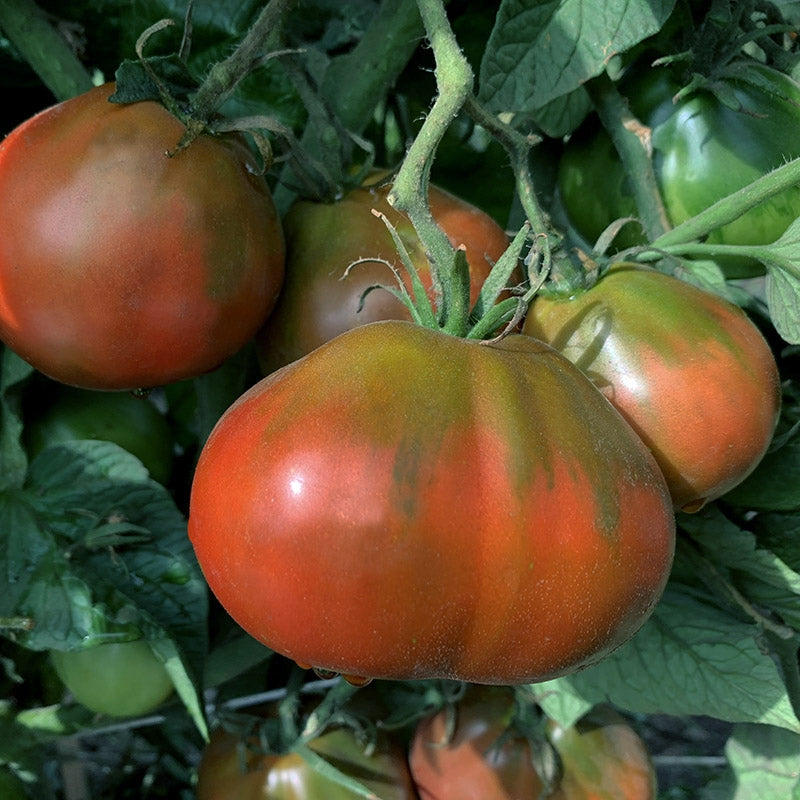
196, 722, 416, 800
0, 83, 285, 391
409, 686, 657, 800
523, 264, 781, 512
256, 174, 511, 373
188, 320, 675, 684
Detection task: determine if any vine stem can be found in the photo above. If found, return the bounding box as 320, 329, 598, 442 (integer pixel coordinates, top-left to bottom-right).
649, 156, 800, 249
0, 0, 94, 102
463, 94, 584, 292
188, 0, 299, 122
387, 0, 474, 336
586, 72, 671, 242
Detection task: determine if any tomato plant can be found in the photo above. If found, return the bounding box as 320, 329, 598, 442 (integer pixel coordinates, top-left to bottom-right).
5, 2, 800, 798
0, 82, 285, 391
523, 263, 781, 511
24, 384, 174, 484
410, 686, 657, 799
49, 640, 174, 718
196, 720, 416, 800
256, 173, 511, 373
189, 320, 675, 684
557, 61, 800, 277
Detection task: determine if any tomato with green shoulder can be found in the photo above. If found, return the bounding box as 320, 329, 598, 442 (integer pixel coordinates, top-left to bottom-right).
409, 686, 657, 799
256, 173, 511, 374
524, 263, 780, 511
189, 320, 675, 685
0, 82, 284, 390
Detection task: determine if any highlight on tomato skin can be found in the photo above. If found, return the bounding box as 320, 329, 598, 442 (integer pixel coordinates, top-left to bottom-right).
255, 171, 512, 375
187, 320, 676, 686
0, 82, 285, 391
523, 263, 781, 512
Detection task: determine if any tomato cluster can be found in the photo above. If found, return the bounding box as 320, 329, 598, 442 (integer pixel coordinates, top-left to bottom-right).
195, 688, 658, 799
0, 47, 786, 797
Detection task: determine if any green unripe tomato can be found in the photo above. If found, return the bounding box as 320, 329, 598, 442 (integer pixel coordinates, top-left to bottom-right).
558, 60, 800, 277
50, 640, 174, 717
26, 385, 174, 484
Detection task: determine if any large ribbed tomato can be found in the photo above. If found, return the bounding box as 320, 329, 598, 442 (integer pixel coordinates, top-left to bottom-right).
409, 686, 657, 800
0, 83, 285, 390
256, 174, 510, 373
524, 264, 781, 511
189, 320, 675, 684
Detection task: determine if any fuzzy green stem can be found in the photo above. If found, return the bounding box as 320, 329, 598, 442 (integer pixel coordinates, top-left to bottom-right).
586, 72, 671, 242
650, 156, 800, 249
189, 0, 298, 122
647, 240, 800, 280
387, 0, 474, 336
0, 0, 94, 101
463, 93, 584, 293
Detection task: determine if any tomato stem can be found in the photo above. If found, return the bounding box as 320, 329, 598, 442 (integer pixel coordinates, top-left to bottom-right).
189, 0, 299, 123
463, 94, 585, 294
387, 0, 474, 337
649, 156, 800, 250
0, 0, 94, 101
586, 72, 672, 243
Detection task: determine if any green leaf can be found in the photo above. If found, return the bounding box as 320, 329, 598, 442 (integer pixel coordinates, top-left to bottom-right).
0, 349, 32, 492
680, 507, 800, 632
703, 723, 800, 799
766, 265, 800, 345
111, 55, 199, 105
725, 436, 800, 511
536, 587, 800, 732
478, 0, 676, 129
0, 440, 208, 735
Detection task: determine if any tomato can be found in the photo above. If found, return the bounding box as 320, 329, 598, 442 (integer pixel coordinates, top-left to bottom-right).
409, 686, 657, 800
25, 385, 174, 484
523, 263, 781, 512
0, 83, 285, 391
256, 174, 510, 373
188, 320, 675, 684
558, 61, 800, 277
549, 705, 657, 800
50, 639, 174, 717
196, 722, 416, 800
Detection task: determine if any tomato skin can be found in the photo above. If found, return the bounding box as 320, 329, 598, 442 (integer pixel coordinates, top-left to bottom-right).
196, 724, 416, 800
256, 176, 510, 373
25, 385, 174, 484
0, 83, 285, 390
549, 705, 657, 800
189, 320, 675, 684
558, 62, 800, 277
409, 687, 656, 800
50, 640, 174, 717
523, 264, 781, 511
